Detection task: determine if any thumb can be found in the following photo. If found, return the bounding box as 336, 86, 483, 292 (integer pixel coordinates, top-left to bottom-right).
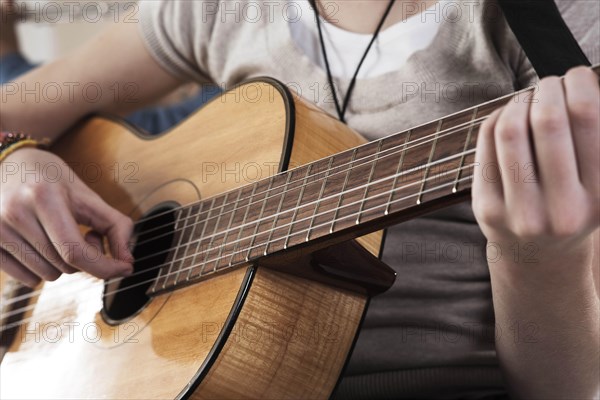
74, 190, 135, 266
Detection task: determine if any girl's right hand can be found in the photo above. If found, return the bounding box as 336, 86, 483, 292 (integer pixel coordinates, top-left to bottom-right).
0, 147, 134, 287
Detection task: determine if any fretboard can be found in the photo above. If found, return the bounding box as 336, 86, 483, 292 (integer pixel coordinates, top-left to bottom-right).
148, 65, 600, 295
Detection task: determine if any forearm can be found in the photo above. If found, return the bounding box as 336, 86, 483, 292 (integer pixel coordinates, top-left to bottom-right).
1, 57, 96, 139
490, 240, 600, 399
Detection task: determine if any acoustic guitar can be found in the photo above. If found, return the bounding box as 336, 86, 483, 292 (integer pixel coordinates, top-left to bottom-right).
1, 67, 597, 399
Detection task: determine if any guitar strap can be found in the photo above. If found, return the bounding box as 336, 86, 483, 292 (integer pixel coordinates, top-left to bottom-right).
497, 0, 591, 78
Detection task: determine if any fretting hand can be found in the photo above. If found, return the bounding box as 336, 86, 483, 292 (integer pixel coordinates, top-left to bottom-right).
473, 66, 599, 274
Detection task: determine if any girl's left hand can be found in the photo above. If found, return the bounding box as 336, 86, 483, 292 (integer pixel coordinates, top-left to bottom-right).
472, 66, 599, 273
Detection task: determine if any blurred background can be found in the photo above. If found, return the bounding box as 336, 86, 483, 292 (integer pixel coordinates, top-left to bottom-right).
7, 0, 200, 104
13, 0, 128, 63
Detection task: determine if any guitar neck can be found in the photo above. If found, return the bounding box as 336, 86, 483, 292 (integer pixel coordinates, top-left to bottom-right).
150, 64, 600, 295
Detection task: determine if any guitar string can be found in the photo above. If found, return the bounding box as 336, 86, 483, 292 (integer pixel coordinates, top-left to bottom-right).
73, 74, 547, 232
70, 70, 558, 231
142, 64, 576, 233
1, 159, 478, 322
5, 130, 482, 311
1, 168, 476, 329
122, 113, 489, 242
95, 63, 572, 233
117, 116, 488, 251
2, 118, 486, 309
1, 169, 477, 330
1, 145, 476, 316
111, 103, 493, 233
0, 116, 486, 304
126, 148, 478, 268
1, 118, 485, 309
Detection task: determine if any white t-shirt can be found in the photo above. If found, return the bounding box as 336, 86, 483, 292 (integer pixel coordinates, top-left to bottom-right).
288, 0, 442, 79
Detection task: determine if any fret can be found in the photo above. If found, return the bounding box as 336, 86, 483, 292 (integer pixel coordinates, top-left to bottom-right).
200, 192, 229, 276
329, 148, 357, 234
163, 207, 192, 290
214, 188, 243, 271
173, 202, 204, 285
169, 207, 194, 287
356, 139, 383, 225
264, 172, 293, 256
186, 197, 215, 281
150, 208, 185, 293
283, 164, 312, 250
416, 120, 443, 205
452, 107, 478, 193
385, 129, 412, 215
305, 157, 335, 242
245, 176, 275, 262
228, 183, 258, 266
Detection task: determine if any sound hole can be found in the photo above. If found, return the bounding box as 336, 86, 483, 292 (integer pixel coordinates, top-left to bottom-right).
102, 204, 177, 324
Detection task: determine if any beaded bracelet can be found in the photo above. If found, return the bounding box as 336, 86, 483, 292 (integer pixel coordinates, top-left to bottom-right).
0, 132, 48, 163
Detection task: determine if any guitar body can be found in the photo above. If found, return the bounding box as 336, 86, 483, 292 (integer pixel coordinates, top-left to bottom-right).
0, 80, 391, 399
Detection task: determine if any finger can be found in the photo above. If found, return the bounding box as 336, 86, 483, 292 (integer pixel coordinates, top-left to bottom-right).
564, 66, 600, 194
8, 215, 78, 274
0, 249, 41, 288
0, 224, 62, 281
473, 109, 505, 226
34, 192, 133, 279
72, 188, 134, 263
495, 89, 542, 224
530, 76, 582, 203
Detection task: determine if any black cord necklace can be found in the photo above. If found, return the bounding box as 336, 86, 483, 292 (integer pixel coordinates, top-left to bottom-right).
311, 0, 397, 123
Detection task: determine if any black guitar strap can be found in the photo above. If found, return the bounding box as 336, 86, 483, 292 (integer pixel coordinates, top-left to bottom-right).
497, 0, 591, 78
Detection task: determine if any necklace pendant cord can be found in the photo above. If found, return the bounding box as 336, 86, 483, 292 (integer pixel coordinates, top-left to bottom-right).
311, 0, 397, 123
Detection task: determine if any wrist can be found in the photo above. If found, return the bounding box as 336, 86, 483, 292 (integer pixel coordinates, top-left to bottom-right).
0, 131, 49, 164
487, 236, 594, 285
